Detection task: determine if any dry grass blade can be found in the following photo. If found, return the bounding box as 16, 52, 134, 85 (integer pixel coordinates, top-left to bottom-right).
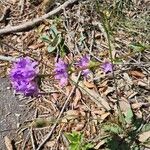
4, 136, 14, 150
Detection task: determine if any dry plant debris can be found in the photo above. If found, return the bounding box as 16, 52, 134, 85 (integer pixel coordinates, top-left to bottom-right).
0, 0, 150, 150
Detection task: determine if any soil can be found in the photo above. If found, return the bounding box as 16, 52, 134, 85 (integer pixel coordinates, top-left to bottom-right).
0, 78, 30, 150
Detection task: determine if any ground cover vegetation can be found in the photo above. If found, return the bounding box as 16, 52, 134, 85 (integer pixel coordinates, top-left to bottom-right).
0, 0, 149, 149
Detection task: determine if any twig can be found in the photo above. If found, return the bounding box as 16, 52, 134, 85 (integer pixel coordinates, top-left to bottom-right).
0, 55, 16, 62
36, 72, 81, 150
22, 131, 30, 150
30, 128, 36, 150
0, 6, 10, 22
0, 0, 78, 35
0, 41, 53, 69
89, 30, 95, 52
19, 0, 25, 15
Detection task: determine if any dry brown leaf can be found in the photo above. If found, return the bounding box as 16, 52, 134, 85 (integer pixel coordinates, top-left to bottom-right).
91, 122, 96, 134
4, 136, 13, 150
71, 74, 111, 111
73, 122, 85, 131
65, 86, 72, 96
65, 110, 80, 120
132, 102, 149, 109
83, 79, 95, 88
138, 131, 150, 142
66, 110, 79, 116
100, 112, 110, 121
79, 109, 86, 117
103, 87, 115, 96
61, 118, 68, 123
94, 140, 105, 149
51, 93, 58, 101
10, 0, 17, 4
28, 43, 44, 50
92, 109, 106, 115
132, 103, 144, 109
73, 89, 82, 107
46, 140, 56, 147
123, 73, 133, 85
129, 70, 145, 78
128, 91, 138, 99
98, 86, 107, 93
119, 98, 131, 113
137, 80, 147, 87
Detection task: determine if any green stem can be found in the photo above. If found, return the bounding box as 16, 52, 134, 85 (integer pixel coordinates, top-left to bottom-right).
95, 0, 126, 128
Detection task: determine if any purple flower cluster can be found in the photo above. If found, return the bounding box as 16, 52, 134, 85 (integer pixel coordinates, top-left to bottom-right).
10, 57, 39, 96
54, 59, 68, 86
102, 61, 113, 73
76, 55, 90, 76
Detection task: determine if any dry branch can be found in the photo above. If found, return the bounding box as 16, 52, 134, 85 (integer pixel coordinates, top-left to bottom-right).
0, 0, 78, 35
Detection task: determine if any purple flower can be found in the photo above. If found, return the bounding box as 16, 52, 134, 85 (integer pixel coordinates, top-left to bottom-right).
77, 55, 90, 76
102, 61, 113, 73
54, 59, 68, 86
10, 57, 39, 96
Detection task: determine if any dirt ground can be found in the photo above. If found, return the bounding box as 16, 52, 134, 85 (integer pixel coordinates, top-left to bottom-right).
0, 78, 34, 150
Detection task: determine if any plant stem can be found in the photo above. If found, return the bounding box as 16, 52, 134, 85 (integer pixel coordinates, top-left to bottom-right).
95, 0, 126, 128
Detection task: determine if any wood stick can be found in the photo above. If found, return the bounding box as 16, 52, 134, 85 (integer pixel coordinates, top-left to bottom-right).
0, 0, 78, 35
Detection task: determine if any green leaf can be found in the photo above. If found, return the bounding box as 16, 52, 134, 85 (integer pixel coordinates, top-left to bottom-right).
65, 132, 82, 144
40, 35, 50, 43
129, 43, 147, 52
69, 143, 80, 150
141, 124, 150, 132
49, 25, 61, 38
82, 143, 94, 150
78, 33, 86, 45
103, 123, 123, 134
47, 34, 62, 53
47, 45, 56, 53
125, 108, 134, 124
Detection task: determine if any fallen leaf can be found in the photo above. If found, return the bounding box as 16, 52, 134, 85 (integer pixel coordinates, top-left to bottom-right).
138, 131, 150, 142
137, 80, 148, 87
123, 73, 133, 85
46, 140, 56, 147
92, 109, 106, 115
73, 89, 82, 107
132, 102, 150, 109
119, 98, 131, 113
65, 86, 72, 96
71, 74, 111, 111
10, 0, 17, 4
91, 122, 96, 134
65, 110, 80, 120
83, 79, 95, 88
103, 87, 115, 96
28, 43, 45, 49
100, 112, 110, 121
51, 93, 58, 101
94, 140, 105, 149
129, 70, 145, 78
131, 103, 143, 109
4, 136, 13, 150
73, 122, 85, 131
